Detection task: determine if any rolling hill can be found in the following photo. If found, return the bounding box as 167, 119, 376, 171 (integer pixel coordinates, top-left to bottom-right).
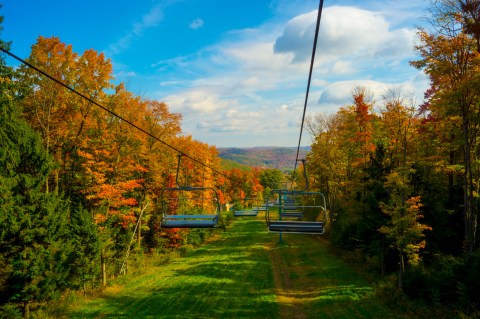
217, 146, 310, 171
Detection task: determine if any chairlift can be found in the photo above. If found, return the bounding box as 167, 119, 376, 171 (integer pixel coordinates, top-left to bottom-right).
233, 198, 263, 217
161, 154, 221, 228
265, 159, 326, 235
279, 195, 304, 218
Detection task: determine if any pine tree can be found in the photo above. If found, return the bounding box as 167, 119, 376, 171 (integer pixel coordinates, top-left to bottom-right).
67, 206, 100, 295
0, 52, 74, 318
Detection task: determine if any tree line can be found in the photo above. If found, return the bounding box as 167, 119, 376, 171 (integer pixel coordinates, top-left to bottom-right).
0, 27, 290, 317
3, 0, 480, 317
306, 0, 480, 313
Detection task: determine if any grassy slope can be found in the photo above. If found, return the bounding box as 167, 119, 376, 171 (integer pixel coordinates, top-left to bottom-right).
217, 147, 309, 171
220, 158, 252, 171
67, 215, 413, 318
68, 218, 277, 318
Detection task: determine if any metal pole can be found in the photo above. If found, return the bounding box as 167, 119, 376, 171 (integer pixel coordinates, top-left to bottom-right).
279, 193, 283, 244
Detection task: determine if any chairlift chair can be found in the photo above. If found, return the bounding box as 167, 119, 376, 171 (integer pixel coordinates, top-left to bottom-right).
234, 198, 261, 216
265, 159, 326, 235
160, 154, 221, 228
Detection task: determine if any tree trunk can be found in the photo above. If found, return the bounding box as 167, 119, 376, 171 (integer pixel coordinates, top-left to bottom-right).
398, 252, 404, 290
101, 248, 107, 287
83, 273, 86, 297
463, 115, 477, 256
381, 234, 385, 277
137, 219, 141, 249
23, 300, 30, 319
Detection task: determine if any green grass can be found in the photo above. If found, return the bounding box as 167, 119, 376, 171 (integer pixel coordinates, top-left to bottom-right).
220, 158, 252, 171
65, 215, 416, 318
68, 218, 278, 318
268, 234, 412, 318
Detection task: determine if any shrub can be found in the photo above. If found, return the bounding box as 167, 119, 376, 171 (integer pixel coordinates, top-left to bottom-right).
403, 254, 463, 305
458, 252, 480, 309
0, 303, 21, 319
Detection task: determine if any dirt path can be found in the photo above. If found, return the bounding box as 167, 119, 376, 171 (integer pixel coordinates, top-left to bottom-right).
268, 242, 306, 319
67, 216, 409, 318
264, 231, 404, 318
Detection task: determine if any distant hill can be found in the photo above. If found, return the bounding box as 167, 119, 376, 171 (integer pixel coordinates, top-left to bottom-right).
217, 146, 310, 171
220, 158, 252, 171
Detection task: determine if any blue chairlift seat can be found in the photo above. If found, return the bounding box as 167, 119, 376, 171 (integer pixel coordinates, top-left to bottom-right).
234, 209, 259, 217
280, 211, 304, 218
233, 198, 265, 217
268, 220, 324, 234
161, 186, 221, 229
161, 214, 219, 228
160, 154, 221, 229
266, 190, 326, 235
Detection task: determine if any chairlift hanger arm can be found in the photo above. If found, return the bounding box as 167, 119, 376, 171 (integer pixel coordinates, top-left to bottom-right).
296, 158, 309, 192
175, 153, 186, 188
160, 152, 222, 229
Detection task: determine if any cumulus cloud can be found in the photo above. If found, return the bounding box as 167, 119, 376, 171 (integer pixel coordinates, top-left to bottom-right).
152, 3, 425, 146
196, 109, 262, 133
318, 76, 429, 112
164, 86, 235, 114
189, 18, 204, 30
319, 80, 392, 105
274, 6, 417, 64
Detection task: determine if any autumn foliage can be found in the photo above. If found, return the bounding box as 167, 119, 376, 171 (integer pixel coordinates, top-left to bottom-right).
4, 1, 480, 315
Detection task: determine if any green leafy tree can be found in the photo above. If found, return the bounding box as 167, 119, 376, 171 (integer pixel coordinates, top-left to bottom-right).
379, 169, 432, 289
259, 168, 284, 201
411, 0, 480, 255
259, 169, 284, 190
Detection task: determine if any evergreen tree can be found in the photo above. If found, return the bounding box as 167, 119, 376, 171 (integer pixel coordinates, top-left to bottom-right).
0, 45, 75, 318
67, 206, 100, 295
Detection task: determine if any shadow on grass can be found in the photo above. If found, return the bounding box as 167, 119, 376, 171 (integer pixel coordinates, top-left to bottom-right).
69, 218, 280, 318
68, 219, 405, 318
268, 234, 412, 319
70, 283, 277, 318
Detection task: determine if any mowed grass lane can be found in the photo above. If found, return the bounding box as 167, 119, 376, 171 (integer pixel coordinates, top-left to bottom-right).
68, 215, 410, 318
69, 218, 278, 318
266, 233, 411, 318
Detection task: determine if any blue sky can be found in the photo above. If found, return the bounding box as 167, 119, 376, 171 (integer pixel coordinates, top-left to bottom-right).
3, 0, 430, 147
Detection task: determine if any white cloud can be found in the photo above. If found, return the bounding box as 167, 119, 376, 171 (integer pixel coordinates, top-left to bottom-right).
318, 76, 429, 113
106, 4, 165, 55
189, 18, 204, 30
165, 86, 235, 114
133, 6, 164, 35
319, 80, 392, 106
329, 60, 355, 75
151, 3, 427, 146
274, 6, 417, 64
114, 70, 137, 80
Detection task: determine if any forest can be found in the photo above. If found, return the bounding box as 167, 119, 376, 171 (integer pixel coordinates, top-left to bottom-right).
1, 0, 480, 318
218, 146, 310, 171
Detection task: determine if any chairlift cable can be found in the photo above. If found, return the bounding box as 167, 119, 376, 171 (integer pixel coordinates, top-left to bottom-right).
0, 47, 233, 182
292, 0, 324, 177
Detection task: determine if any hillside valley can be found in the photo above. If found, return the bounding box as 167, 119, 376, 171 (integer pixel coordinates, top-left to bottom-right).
217, 146, 310, 171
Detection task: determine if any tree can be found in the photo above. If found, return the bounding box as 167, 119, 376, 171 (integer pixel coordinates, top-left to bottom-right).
411, 0, 480, 255
379, 170, 432, 289
0, 74, 74, 317
67, 206, 100, 295
18, 36, 113, 195
259, 169, 284, 190
259, 168, 284, 200
352, 86, 376, 171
